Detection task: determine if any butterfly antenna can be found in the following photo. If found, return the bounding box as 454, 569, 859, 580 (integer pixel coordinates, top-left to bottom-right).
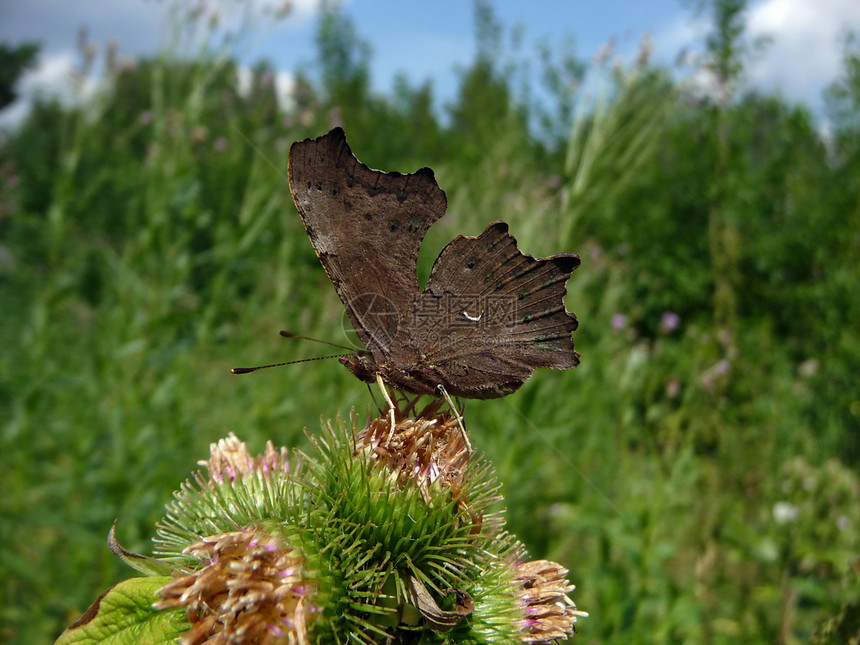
232, 353, 349, 374
279, 330, 354, 351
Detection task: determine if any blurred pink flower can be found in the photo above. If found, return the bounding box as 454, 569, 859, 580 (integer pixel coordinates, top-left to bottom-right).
611, 313, 627, 332
665, 379, 680, 399
214, 136, 228, 152
701, 359, 730, 390
659, 311, 680, 334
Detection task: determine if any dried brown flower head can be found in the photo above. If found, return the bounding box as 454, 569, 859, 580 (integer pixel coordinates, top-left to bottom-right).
156, 527, 315, 645
355, 400, 472, 503
204, 432, 293, 484
514, 559, 588, 643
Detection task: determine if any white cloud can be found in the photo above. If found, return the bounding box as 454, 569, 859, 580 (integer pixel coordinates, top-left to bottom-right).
655, 12, 710, 64
274, 70, 296, 111
236, 65, 254, 97
746, 0, 860, 104
233, 64, 295, 111
280, 0, 325, 26
0, 0, 323, 131
0, 51, 103, 130
652, 0, 859, 112
0, 101, 30, 131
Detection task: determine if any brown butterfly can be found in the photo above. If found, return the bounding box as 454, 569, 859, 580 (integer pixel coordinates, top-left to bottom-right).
287, 128, 580, 399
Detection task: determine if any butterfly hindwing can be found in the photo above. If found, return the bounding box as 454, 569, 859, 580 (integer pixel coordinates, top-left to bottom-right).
387, 221, 580, 397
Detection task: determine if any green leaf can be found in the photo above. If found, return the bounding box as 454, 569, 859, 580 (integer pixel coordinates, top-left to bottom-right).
109, 522, 180, 577
55, 577, 187, 645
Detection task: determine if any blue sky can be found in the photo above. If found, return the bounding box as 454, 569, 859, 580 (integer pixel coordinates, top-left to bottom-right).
1, 0, 859, 127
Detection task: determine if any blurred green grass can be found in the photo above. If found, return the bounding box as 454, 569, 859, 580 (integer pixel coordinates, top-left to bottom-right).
1, 3, 859, 643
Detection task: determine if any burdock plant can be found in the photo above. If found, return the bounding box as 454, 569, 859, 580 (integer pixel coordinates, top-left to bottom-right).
57, 395, 585, 644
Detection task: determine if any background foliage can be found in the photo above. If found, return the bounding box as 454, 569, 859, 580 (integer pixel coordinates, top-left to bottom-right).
1, 1, 858, 643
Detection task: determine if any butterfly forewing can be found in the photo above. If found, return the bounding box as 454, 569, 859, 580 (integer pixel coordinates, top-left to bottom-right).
288, 128, 447, 352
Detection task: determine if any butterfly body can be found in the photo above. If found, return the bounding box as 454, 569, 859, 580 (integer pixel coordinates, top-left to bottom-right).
289, 128, 580, 399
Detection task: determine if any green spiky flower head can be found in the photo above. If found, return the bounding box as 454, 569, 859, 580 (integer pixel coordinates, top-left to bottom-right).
57, 405, 585, 644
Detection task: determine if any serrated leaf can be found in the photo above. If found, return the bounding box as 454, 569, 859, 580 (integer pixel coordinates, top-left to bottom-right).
55, 577, 187, 645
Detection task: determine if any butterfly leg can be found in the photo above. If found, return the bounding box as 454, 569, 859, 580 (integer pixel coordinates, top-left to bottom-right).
376, 373, 397, 442
436, 385, 472, 453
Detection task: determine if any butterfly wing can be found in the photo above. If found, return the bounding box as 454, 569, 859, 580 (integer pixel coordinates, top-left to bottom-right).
288, 128, 447, 352
393, 221, 580, 398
